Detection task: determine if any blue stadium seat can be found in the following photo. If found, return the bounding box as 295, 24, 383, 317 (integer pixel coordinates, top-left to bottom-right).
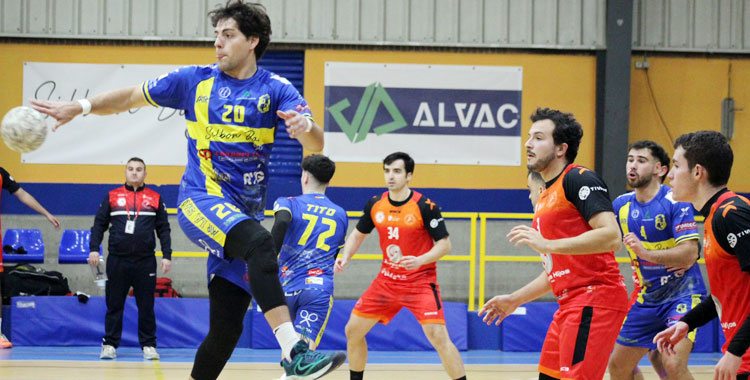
59, 230, 100, 264
2, 229, 44, 263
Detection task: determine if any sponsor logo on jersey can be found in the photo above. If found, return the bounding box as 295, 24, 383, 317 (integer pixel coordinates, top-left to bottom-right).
675, 221, 697, 233
578, 186, 591, 200
218, 87, 231, 98
728, 233, 738, 248
237, 90, 254, 100
196, 95, 209, 103
405, 214, 417, 226
722, 321, 737, 330
117, 198, 126, 207
679, 206, 691, 217
631, 209, 639, 219
243, 171, 265, 185
198, 149, 262, 162
305, 277, 324, 285
211, 170, 230, 183
307, 268, 324, 276
386, 244, 402, 263
429, 218, 442, 229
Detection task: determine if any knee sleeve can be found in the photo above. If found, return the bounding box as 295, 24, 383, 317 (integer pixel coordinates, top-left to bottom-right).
224, 220, 286, 312
225, 219, 277, 273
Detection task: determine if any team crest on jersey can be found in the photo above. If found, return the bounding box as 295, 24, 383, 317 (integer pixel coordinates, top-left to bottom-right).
258, 94, 270, 113
117, 198, 126, 207
655, 214, 666, 230
631, 209, 639, 219
386, 244, 402, 263
375, 211, 385, 223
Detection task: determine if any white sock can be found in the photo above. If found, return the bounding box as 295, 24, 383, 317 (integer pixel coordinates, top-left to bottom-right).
274, 322, 300, 361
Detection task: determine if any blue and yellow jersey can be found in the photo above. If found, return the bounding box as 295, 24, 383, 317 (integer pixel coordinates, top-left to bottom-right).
274, 194, 348, 294
613, 185, 706, 303
142, 64, 312, 220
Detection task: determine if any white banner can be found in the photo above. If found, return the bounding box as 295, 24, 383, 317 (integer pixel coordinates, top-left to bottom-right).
22, 62, 188, 166
323, 62, 523, 166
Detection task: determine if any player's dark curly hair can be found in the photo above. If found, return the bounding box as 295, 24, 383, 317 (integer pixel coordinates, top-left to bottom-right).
629, 140, 670, 183
529, 107, 583, 164
209, 1, 271, 60
302, 154, 336, 184
674, 131, 733, 187
383, 152, 415, 174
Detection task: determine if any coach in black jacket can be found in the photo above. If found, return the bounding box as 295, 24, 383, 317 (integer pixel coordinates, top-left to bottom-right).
89, 157, 172, 361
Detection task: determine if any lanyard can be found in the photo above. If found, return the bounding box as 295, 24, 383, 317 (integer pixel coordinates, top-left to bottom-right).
125, 188, 143, 221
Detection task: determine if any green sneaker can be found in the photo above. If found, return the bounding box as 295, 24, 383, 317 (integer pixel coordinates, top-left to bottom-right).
280, 341, 346, 380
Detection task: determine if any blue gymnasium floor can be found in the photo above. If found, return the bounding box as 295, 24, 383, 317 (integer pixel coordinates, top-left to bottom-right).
0, 346, 723, 366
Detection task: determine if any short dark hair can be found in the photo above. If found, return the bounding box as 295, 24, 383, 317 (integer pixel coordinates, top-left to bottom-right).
209, 1, 271, 61
127, 157, 145, 169
530, 107, 583, 164
383, 152, 415, 174
302, 154, 336, 184
528, 169, 545, 187
629, 140, 670, 183
674, 131, 733, 187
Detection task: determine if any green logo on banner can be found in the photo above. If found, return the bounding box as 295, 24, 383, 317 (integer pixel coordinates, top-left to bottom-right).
327, 82, 407, 143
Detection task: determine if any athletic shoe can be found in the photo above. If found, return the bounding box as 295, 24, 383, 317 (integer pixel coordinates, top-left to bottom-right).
0, 333, 12, 349
142, 346, 160, 360
280, 340, 345, 380
100, 344, 116, 359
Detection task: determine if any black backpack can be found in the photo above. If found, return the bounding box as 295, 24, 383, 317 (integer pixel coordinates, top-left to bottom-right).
1, 263, 71, 304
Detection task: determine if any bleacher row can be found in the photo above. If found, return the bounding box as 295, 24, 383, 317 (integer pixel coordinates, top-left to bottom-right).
2, 229, 100, 264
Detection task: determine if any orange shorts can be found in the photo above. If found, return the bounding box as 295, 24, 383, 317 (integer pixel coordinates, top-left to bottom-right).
352, 279, 445, 325
539, 305, 627, 380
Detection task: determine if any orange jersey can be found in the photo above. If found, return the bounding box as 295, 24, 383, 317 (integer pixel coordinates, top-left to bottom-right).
357, 190, 448, 284
533, 164, 628, 310
704, 191, 750, 372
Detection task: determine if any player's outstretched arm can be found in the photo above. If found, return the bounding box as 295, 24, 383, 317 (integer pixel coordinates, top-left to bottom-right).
334, 229, 367, 273
30, 85, 146, 131
13, 188, 60, 230
478, 271, 551, 325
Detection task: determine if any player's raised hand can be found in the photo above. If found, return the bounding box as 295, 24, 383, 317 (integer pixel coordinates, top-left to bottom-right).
507, 225, 550, 254
478, 294, 518, 326
653, 321, 689, 356
334, 257, 348, 273
29, 99, 82, 131
277, 110, 312, 139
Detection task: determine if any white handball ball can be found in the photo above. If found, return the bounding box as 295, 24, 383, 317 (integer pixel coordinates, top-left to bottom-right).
1, 106, 48, 153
